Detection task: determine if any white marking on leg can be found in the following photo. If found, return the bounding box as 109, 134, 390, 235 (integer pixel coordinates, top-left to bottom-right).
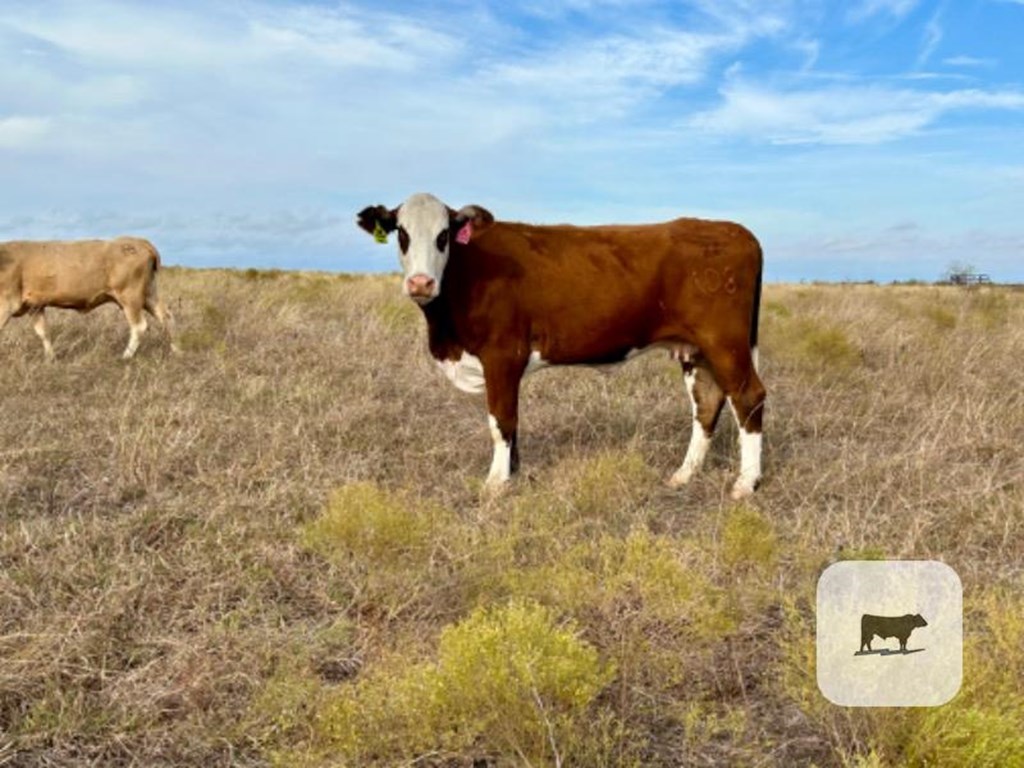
524, 349, 548, 377
485, 414, 512, 490
751, 345, 759, 373
32, 312, 55, 361
123, 317, 147, 359
669, 368, 710, 487
728, 400, 762, 499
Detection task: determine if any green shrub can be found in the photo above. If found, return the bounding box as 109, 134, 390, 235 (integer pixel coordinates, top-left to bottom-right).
767, 315, 860, 374
308, 600, 614, 765
835, 546, 888, 561
721, 505, 776, 568
922, 304, 957, 330
798, 322, 859, 369
249, 664, 324, 756
509, 450, 658, 542
299, 482, 464, 616
967, 291, 1010, 328
178, 302, 229, 352
503, 528, 736, 649
564, 450, 658, 522
763, 300, 792, 318
301, 483, 436, 565
903, 706, 1024, 767
242, 268, 286, 281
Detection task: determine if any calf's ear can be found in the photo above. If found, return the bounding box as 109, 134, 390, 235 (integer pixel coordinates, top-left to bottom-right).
449, 204, 494, 244
357, 205, 398, 242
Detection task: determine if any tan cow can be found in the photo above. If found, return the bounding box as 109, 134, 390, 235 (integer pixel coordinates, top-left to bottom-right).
0, 237, 178, 360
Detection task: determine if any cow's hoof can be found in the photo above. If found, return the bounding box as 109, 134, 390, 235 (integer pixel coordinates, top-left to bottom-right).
729, 480, 757, 501
666, 469, 694, 489
481, 476, 510, 499
482, 483, 506, 499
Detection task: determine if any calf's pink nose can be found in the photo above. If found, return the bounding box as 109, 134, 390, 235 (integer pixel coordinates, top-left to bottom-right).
406, 274, 436, 297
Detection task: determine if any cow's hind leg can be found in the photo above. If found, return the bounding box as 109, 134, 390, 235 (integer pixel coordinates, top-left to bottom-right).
669, 359, 725, 488
704, 346, 766, 499
144, 274, 180, 354
31, 309, 55, 361
120, 301, 148, 359
145, 295, 180, 354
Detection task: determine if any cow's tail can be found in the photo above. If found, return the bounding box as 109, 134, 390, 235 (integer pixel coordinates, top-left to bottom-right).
750, 248, 762, 373
141, 240, 162, 306
146, 239, 162, 272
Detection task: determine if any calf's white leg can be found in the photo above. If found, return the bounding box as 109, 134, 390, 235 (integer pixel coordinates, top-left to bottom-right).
669, 367, 710, 487
669, 362, 726, 489
485, 414, 513, 491
728, 399, 763, 500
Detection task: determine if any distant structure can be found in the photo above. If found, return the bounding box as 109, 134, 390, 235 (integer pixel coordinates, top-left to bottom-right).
948, 272, 991, 286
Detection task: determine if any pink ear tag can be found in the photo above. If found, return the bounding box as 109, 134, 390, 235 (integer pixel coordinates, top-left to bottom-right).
456, 221, 473, 244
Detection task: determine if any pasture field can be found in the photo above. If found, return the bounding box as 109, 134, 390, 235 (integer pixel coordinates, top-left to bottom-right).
1, 270, 1022, 767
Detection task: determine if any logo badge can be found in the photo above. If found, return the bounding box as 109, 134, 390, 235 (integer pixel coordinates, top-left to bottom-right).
817, 560, 962, 706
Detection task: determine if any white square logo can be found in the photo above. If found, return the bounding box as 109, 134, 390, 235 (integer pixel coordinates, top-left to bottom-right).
816, 560, 962, 707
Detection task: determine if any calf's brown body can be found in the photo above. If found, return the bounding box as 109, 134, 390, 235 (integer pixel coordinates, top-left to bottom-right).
358, 193, 766, 498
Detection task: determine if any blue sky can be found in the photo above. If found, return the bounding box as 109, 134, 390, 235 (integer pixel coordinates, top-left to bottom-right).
2, 0, 1022, 282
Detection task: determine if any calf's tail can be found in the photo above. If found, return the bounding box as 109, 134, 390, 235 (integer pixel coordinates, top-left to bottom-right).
750, 248, 763, 372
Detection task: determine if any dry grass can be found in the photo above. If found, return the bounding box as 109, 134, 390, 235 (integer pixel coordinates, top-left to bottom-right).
2, 272, 1022, 766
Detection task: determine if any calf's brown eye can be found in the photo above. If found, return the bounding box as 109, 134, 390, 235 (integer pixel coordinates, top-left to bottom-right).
436, 230, 449, 250
398, 227, 410, 254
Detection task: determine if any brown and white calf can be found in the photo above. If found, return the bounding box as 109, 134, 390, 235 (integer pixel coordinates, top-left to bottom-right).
358, 193, 766, 499
0, 237, 178, 360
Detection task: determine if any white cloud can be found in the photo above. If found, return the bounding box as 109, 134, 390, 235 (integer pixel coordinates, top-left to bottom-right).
245, 5, 462, 71
484, 30, 732, 117
686, 80, 1024, 144
0, 115, 51, 148
916, 11, 943, 67
0, 1, 461, 73
516, 0, 654, 18
478, 6, 785, 121
0, 3, 230, 69
793, 39, 821, 71
943, 55, 995, 68
847, 0, 922, 23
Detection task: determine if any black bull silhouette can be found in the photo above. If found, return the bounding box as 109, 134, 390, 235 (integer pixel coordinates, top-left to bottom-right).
860, 613, 928, 652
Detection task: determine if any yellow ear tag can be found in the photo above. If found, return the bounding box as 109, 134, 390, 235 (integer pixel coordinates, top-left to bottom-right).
373, 221, 388, 244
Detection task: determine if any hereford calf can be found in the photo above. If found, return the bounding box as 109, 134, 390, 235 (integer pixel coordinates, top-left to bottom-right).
357, 193, 766, 499
0, 237, 178, 360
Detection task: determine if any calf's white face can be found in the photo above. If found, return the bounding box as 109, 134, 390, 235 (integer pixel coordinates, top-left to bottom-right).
396, 193, 451, 304
357, 193, 493, 305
